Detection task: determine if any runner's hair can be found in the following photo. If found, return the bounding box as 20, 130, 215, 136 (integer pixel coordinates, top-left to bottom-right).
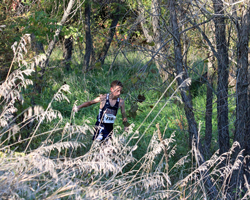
111, 80, 123, 88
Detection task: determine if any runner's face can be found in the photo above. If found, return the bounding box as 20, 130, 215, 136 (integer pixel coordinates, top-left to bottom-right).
110, 86, 122, 98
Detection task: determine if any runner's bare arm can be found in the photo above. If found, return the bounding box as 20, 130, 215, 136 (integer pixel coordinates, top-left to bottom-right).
120, 99, 129, 131
77, 94, 106, 110
120, 99, 127, 123
99, 94, 107, 109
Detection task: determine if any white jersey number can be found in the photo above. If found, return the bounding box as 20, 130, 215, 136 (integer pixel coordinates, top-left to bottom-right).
103, 113, 116, 123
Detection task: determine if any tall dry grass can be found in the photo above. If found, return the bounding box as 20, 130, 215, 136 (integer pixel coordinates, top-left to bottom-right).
1, 35, 250, 199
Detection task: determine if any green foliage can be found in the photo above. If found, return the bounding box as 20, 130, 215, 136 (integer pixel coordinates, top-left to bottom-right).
0, 31, 246, 200
62, 26, 84, 44
1, 0, 246, 197
0, 4, 17, 80
20, 11, 58, 42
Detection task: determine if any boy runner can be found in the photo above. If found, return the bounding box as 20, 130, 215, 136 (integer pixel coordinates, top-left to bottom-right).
73, 80, 128, 142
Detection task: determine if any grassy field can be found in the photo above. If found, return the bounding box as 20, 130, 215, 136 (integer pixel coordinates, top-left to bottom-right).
0, 44, 244, 199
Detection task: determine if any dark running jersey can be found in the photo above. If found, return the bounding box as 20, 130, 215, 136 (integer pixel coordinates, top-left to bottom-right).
95, 93, 120, 133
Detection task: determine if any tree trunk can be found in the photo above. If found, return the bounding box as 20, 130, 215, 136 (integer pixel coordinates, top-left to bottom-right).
139, 0, 170, 82
180, 2, 191, 80
41, 0, 76, 72
234, 8, 250, 158
83, 0, 94, 71
30, 33, 45, 99
169, 1, 198, 150
212, 0, 230, 155
169, 0, 198, 150
151, 0, 169, 82
98, 5, 120, 65
169, 0, 219, 198
30, 33, 45, 54
63, 35, 73, 71
230, 4, 250, 196
205, 52, 215, 158
247, 48, 250, 189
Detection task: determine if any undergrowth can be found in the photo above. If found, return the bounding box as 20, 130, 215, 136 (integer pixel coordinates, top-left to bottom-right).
0, 35, 249, 199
